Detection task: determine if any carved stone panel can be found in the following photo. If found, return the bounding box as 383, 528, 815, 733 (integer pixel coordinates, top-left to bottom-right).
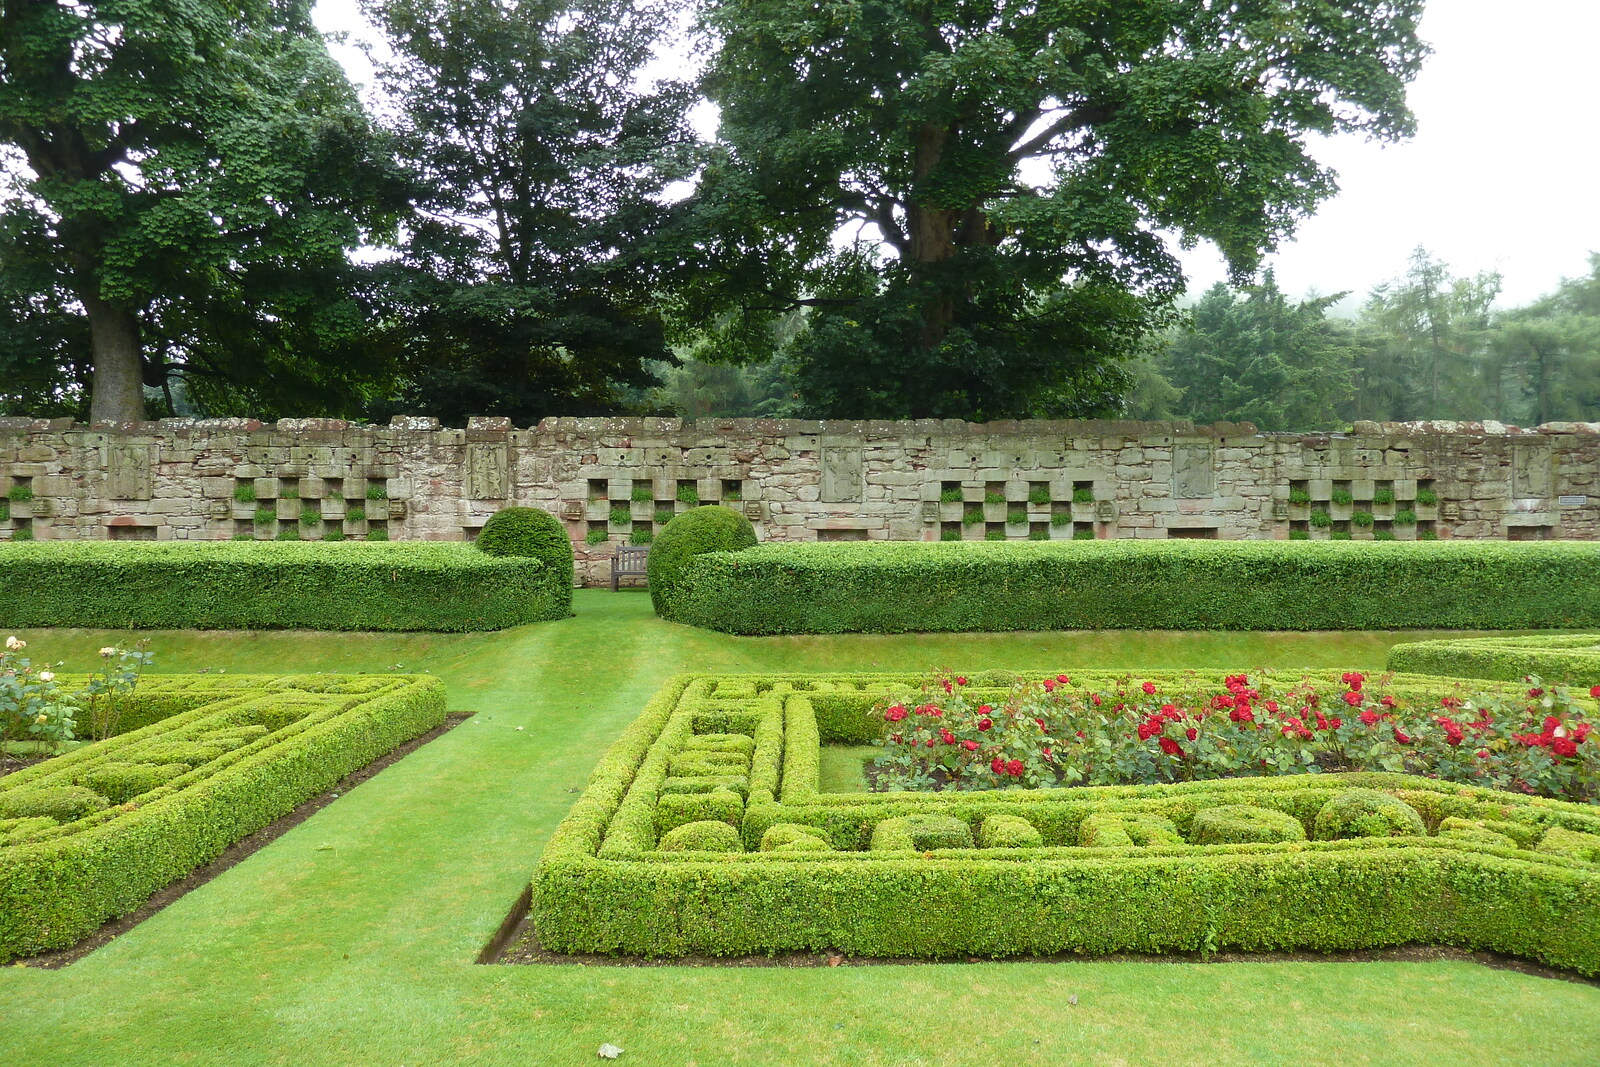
1172, 444, 1215, 499
820, 447, 864, 503
1512, 442, 1553, 498
105, 440, 154, 500
465, 441, 510, 500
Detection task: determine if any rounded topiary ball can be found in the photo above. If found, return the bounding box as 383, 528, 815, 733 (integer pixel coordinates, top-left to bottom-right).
1190, 804, 1307, 845
474, 506, 574, 617
1314, 789, 1426, 841
658, 820, 744, 852
647, 504, 757, 620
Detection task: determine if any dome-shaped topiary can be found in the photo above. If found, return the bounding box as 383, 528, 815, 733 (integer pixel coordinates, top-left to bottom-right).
1313, 789, 1426, 840
658, 820, 744, 852
1190, 804, 1307, 845
647, 504, 756, 620
474, 506, 574, 617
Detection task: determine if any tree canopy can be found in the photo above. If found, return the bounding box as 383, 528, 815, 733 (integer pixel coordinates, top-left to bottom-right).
690, 0, 1428, 418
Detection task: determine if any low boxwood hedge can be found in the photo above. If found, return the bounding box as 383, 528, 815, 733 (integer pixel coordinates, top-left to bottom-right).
532, 671, 1600, 971
665, 540, 1600, 634
1388, 634, 1600, 688
0, 673, 446, 960
0, 541, 566, 631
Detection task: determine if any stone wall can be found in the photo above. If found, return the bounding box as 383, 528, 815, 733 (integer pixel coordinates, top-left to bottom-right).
3, 414, 1598, 585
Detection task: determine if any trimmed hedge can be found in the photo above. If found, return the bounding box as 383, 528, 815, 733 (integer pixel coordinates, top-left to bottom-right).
1388, 634, 1600, 688
666, 540, 1600, 634
0, 673, 446, 959
533, 671, 1600, 971
647, 505, 756, 621
474, 506, 574, 618
0, 541, 566, 631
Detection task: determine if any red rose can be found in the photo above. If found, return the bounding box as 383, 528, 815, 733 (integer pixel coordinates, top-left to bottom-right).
1591, 685, 1600, 700
955, 676, 968, 687
1528, 688, 1545, 698
1342, 691, 1363, 707
885, 705, 907, 722
1544, 716, 1562, 735
1142, 681, 1157, 695
991, 757, 1006, 774
1043, 679, 1056, 692
1553, 737, 1578, 758
942, 681, 953, 694
1575, 723, 1592, 743
1006, 759, 1025, 777
1264, 700, 1278, 714
1342, 672, 1365, 690
1359, 710, 1380, 726
977, 717, 993, 731
1091, 694, 1102, 707
926, 738, 937, 747
1477, 749, 1490, 759
1137, 716, 1161, 741
939, 728, 956, 745
1380, 695, 1396, 708
978, 704, 993, 715
962, 739, 979, 751
1158, 737, 1183, 757
1393, 727, 1412, 744
1057, 674, 1070, 684
1185, 727, 1197, 741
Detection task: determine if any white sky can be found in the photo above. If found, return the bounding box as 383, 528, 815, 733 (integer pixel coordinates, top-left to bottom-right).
313, 0, 1600, 308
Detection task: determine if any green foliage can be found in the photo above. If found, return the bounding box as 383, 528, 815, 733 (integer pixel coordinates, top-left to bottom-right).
1072, 528, 1095, 541
676, 484, 700, 505
1415, 488, 1439, 506
1393, 509, 1417, 526
664, 540, 1600, 635
1331, 488, 1354, 505
280, 485, 300, 501
1028, 530, 1048, 542
0, 674, 445, 959
275, 527, 301, 541
983, 491, 1006, 506
535, 671, 1600, 969
1374, 531, 1396, 541
1536, 827, 1600, 862
1049, 513, 1072, 527
962, 509, 984, 526
1419, 529, 1439, 540
5, 485, 32, 503
939, 487, 964, 503
1331, 530, 1353, 541
1072, 487, 1095, 504
609, 505, 631, 526
630, 529, 653, 546
1190, 805, 1307, 846
1351, 510, 1375, 528
345, 505, 367, 523
1315, 790, 1427, 840
657, 821, 743, 853
300, 506, 321, 526
632, 486, 654, 503
1288, 488, 1311, 505
9, 529, 33, 542
646, 505, 757, 621
1288, 530, 1310, 541
1309, 508, 1332, 528
253, 507, 275, 526
978, 814, 1043, 849
1374, 488, 1396, 505
232, 483, 257, 504
1157, 274, 1360, 430
471, 508, 574, 615
1388, 634, 1600, 688
365, 528, 389, 542
870, 814, 972, 852
654, 509, 674, 526
0, 785, 108, 823
0, 501, 7, 523
362, 0, 697, 426
1006, 509, 1027, 526
585, 529, 609, 546
0, 542, 565, 631
940, 528, 962, 542
693, 0, 1424, 419
984, 529, 1006, 541
366, 483, 388, 500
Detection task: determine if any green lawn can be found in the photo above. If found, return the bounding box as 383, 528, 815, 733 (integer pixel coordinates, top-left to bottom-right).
2, 591, 1597, 1066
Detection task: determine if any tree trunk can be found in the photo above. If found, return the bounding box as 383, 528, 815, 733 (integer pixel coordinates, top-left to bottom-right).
83, 290, 147, 422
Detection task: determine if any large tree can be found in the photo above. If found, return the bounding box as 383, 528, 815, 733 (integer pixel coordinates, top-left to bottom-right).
0, 0, 402, 421
693, 0, 1427, 418
363, 0, 701, 426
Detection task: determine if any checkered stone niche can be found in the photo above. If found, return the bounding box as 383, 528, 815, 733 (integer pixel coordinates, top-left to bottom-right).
532, 672, 1600, 969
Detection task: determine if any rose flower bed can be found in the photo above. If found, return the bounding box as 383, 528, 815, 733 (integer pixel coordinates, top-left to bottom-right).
533, 671, 1600, 971
870, 671, 1600, 803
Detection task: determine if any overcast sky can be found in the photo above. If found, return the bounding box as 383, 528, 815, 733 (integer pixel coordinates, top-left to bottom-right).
314, 0, 1600, 308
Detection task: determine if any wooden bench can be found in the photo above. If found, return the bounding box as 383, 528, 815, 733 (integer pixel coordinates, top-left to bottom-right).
611, 544, 649, 590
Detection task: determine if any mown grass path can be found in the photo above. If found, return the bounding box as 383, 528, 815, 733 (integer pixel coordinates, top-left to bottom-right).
2, 592, 1597, 1066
